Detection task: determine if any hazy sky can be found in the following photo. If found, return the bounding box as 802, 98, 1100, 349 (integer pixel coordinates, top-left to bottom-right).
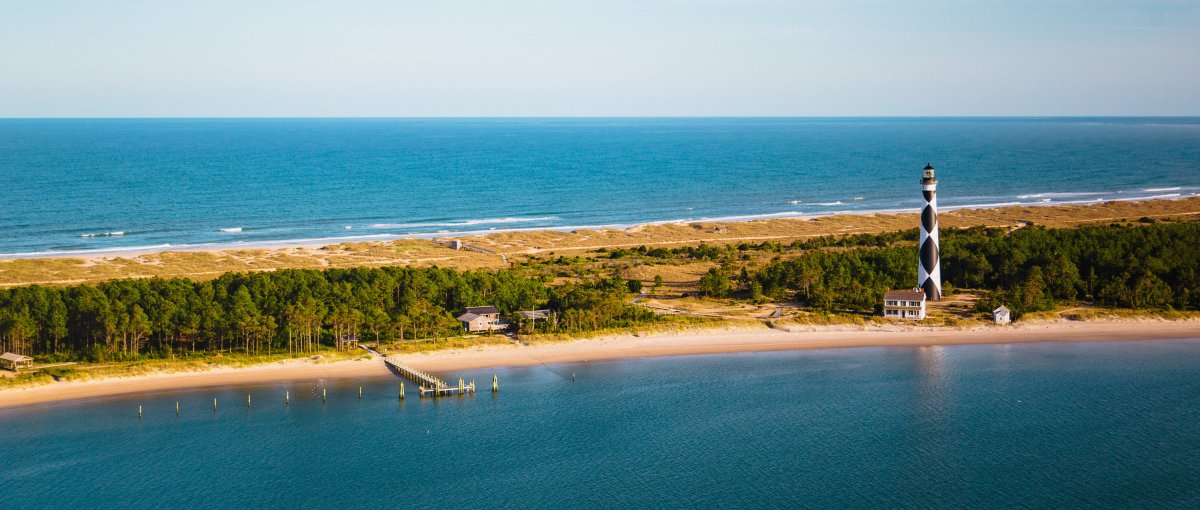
2, 1, 1198, 117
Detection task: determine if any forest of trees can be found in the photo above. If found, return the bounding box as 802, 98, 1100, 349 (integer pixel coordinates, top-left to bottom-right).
748, 221, 1200, 317
0, 267, 653, 361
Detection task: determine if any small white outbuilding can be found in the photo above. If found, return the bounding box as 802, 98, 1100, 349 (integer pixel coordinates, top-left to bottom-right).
993, 305, 1012, 325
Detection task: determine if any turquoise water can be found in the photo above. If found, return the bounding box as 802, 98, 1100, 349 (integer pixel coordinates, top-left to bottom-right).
2, 117, 1199, 257
2, 340, 1199, 508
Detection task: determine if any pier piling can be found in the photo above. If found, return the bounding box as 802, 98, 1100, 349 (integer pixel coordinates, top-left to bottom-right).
176, 401, 179, 416
286, 390, 290, 405
400, 382, 405, 400
247, 393, 251, 408
138, 404, 142, 419
359, 386, 363, 399
323, 387, 327, 402
213, 398, 217, 411
492, 374, 498, 393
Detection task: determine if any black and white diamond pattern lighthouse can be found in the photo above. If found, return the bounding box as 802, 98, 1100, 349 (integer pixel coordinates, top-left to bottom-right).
918, 163, 942, 301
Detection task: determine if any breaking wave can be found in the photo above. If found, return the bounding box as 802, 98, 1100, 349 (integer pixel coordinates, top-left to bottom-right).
369, 216, 559, 229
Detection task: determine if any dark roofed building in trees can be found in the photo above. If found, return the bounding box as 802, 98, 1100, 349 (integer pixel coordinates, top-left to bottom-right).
457, 306, 508, 333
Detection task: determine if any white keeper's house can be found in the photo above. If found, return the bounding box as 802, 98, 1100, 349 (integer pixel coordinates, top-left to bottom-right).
883, 290, 927, 320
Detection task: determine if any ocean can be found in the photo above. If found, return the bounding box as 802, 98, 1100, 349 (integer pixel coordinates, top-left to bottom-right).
1, 341, 1199, 508
2, 117, 1199, 258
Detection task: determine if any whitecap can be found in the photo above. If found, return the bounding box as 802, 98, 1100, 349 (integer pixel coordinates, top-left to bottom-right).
220, 227, 243, 233
369, 216, 559, 229
1016, 191, 1106, 199
1108, 193, 1182, 202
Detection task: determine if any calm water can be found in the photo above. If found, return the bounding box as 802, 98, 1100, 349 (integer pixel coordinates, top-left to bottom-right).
2, 117, 1199, 257
2, 340, 1199, 508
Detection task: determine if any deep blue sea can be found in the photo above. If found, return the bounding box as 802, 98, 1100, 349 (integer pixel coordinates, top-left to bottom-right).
2, 117, 1199, 257
2, 341, 1199, 508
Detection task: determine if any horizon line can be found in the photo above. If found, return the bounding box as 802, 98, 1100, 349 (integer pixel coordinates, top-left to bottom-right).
3, 114, 1200, 120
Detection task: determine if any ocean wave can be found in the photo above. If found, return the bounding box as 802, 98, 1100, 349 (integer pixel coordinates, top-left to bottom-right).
670, 211, 811, 223
1143, 187, 1181, 192
1108, 193, 1182, 202
942, 201, 1024, 210
1015, 191, 1107, 199
8, 190, 1194, 259
80, 231, 125, 238
369, 216, 559, 229
220, 227, 243, 233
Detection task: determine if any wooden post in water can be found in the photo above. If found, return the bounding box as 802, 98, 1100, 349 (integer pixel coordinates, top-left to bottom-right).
323, 387, 327, 402
492, 374, 498, 393
400, 382, 405, 400
138, 404, 142, 419
176, 401, 180, 416
459, 378, 464, 394
247, 393, 251, 408
286, 391, 290, 405
213, 398, 217, 411
359, 386, 363, 399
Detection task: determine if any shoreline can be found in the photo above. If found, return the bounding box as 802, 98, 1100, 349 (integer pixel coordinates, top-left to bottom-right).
3, 318, 1197, 410
4, 194, 1199, 262
3, 196, 1200, 288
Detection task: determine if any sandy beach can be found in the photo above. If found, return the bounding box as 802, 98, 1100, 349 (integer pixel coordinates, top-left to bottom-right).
3, 318, 1197, 409
4, 196, 1199, 287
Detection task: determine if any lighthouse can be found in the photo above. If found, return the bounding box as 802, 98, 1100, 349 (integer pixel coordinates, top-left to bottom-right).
918, 163, 942, 301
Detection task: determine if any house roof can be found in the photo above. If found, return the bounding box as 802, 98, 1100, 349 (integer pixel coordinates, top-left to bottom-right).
1, 352, 32, 362
517, 309, 551, 320
465, 306, 499, 315
884, 290, 926, 301
993, 305, 1011, 314
456, 312, 482, 322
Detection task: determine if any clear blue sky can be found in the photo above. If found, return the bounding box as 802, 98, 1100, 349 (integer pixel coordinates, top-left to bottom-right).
2, 0, 1197, 117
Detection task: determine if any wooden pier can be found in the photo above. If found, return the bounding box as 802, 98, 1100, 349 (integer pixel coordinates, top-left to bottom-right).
384, 355, 475, 397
